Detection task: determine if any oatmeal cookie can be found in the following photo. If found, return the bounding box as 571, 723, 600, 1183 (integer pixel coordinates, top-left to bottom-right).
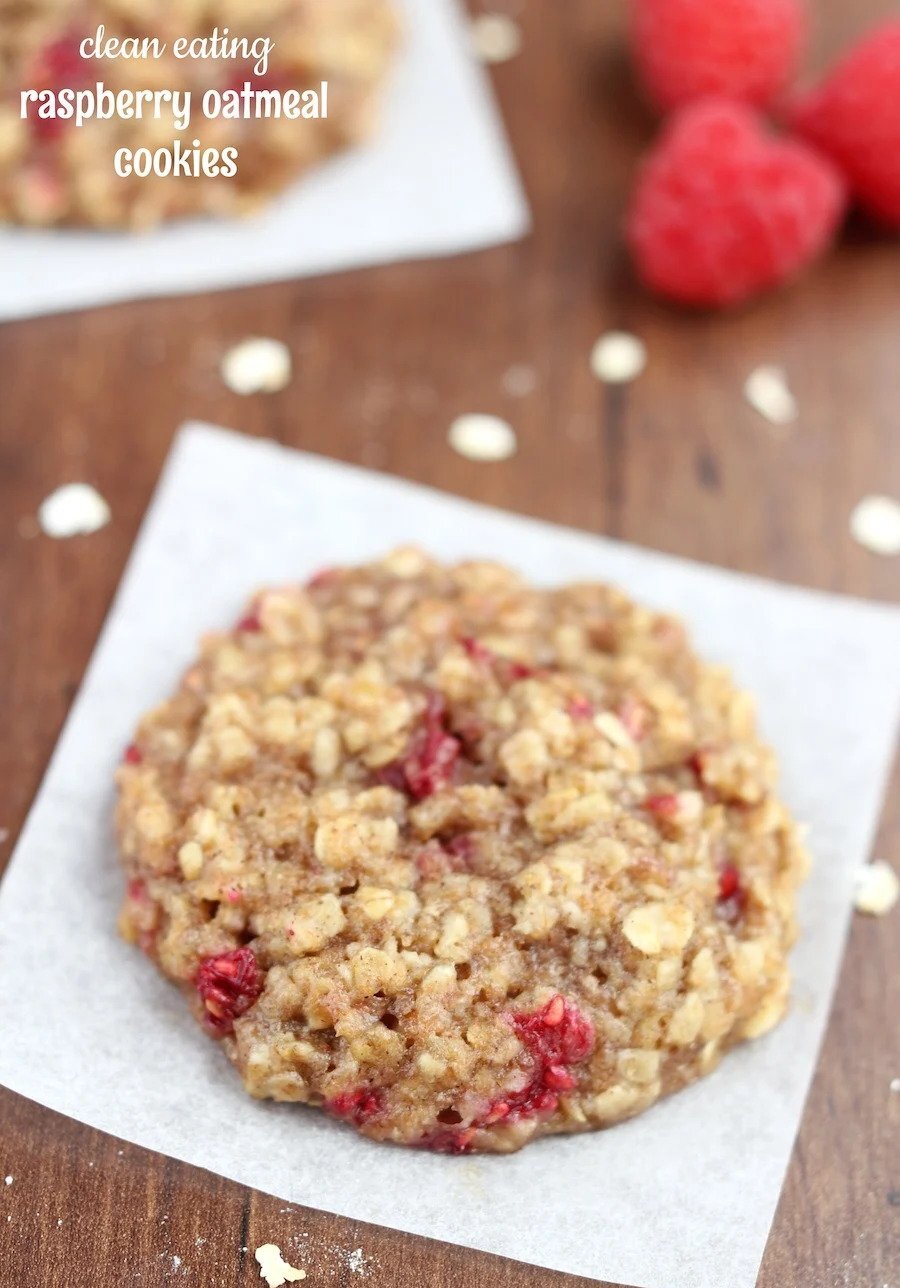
116, 549, 809, 1154
0, 0, 397, 227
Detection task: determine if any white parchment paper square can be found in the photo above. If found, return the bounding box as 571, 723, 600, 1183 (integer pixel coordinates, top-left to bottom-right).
0, 0, 528, 320
1, 423, 898, 1288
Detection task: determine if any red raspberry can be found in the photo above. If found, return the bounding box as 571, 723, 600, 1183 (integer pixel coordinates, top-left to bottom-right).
235, 612, 262, 632
325, 1088, 383, 1125
630, 0, 807, 111
378, 690, 460, 800
644, 793, 680, 819
788, 21, 900, 228
460, 637, 536, 684
501, 994, 595, 1120
196, 947, 263, 1036
626, 100, 846, 307
566, 696, 595, 721
29, 36, 89, 141
717, 862, 748, 923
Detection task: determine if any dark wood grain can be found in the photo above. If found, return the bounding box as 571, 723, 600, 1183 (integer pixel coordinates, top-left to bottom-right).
1, 2, 898, 1285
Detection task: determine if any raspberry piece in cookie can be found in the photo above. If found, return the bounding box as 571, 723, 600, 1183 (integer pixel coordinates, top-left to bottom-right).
196, 948, 263, 1036
394, 691, 461, 800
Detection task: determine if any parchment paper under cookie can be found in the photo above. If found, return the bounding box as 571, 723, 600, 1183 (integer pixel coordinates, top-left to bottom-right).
1, 423, 898, 1288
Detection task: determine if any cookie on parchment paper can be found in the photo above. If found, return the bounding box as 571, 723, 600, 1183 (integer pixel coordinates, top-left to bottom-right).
117, 549, 808, 1154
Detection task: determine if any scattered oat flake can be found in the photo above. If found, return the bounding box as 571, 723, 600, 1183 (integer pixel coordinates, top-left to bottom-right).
448, 413, 517, 462
38, 483, 110, 539
590, 332, 647, 384
221, 338, 292, 395
850, 495, 900, 557
255, 1244, 306, 1287
854, 860, 899, 916
470, 13, 522, 63
743, 365, 798, 426
502, 363, 537, 397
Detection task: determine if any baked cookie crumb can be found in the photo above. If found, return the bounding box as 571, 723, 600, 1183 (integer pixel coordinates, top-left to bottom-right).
116, 549, 809, 1154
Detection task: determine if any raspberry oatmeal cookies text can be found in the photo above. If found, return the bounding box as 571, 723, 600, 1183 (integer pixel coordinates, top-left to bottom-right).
116, 550, 809, 1154
0, 0, 397, 228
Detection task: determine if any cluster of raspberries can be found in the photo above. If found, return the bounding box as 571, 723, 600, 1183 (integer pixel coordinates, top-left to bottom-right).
625, 1, 900, 306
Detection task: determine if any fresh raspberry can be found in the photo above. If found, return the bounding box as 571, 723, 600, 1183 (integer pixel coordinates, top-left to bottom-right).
626, 100, 846, 307
788, 21, 900, 227
195, 947, 263, 1036
630, 0, 808, 111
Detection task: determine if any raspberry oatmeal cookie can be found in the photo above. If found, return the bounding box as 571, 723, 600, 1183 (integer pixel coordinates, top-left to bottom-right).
116, 550, 809, 1155
0, 0, 397, 227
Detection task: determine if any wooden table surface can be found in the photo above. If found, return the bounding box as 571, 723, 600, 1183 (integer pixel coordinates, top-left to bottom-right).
1, 2, 898, 1285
